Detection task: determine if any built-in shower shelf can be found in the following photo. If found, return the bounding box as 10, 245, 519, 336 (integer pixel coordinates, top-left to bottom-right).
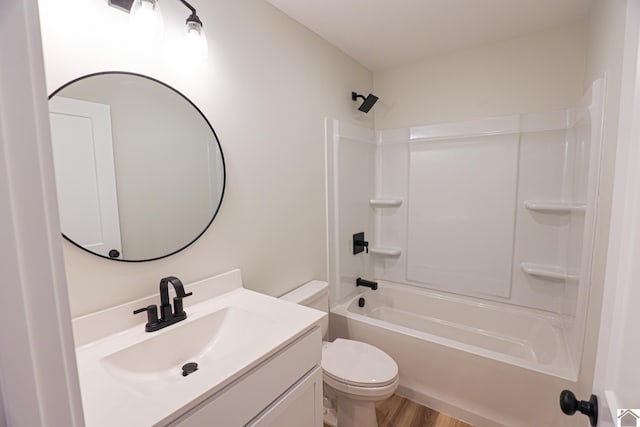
520, 263, 579, 281
370, 198, 403, 207
369, 246, 402, 256
524, 200, 586, 213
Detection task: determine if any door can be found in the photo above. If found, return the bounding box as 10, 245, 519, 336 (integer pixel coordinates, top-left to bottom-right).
591, 1, 640, 426
49, 96, 123, 258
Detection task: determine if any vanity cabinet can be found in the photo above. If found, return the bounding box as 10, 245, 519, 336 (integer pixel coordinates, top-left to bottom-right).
247, 366, 322, 427
169, 327, 322, 427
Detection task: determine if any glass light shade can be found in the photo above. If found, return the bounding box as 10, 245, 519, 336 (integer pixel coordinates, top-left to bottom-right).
184, 20, 208, 63
130, 0, 163, 40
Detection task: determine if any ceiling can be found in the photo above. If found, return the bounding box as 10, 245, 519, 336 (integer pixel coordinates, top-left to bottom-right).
264, 0, 594, 71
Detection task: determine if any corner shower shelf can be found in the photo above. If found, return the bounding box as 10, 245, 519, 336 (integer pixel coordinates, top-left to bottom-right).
520, 263, 579, 282
369, 246, 402, 257
370, 199, 403, 207
524, 200, 586, 213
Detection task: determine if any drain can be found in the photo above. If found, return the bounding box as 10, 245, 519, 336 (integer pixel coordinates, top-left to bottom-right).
358, 297, 365, 308
182, 362, 198, 377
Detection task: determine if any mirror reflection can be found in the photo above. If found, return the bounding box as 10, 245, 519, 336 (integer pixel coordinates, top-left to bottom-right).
48, 72, 225, 262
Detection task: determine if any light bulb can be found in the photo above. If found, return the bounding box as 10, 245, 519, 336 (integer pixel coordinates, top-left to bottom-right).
184, 19, 208, 63
130, 0, 163, 41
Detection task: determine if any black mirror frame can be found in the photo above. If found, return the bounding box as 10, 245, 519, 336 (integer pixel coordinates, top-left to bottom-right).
48, 71, 226, 263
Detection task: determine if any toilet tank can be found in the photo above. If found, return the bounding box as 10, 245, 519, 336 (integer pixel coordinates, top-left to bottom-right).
280, 280, 329, 338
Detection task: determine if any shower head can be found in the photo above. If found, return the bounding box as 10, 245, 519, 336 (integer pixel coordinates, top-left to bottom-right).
352, 91, 379, 113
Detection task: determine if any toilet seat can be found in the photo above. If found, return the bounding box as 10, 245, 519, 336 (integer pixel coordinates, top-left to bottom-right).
322, 339, 398, 388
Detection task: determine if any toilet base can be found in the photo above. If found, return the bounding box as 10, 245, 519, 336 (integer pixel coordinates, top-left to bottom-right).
324, 384, 380, 427
323, 397, 338, 427
335, 398, 378, 427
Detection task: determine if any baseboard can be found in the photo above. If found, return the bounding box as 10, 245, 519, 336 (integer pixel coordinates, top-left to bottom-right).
395, 385, 507, 427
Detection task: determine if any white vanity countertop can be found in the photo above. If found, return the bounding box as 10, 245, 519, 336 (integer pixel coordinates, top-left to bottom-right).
73, 270, 325, 427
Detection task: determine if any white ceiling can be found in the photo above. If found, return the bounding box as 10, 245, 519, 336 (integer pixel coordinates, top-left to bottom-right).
264, 0, 594, 71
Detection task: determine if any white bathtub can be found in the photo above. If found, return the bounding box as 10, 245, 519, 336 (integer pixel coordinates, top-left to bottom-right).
329, 281, 582, 427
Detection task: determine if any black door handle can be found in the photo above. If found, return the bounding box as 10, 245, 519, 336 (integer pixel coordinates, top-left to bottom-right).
560, 390, 598, 426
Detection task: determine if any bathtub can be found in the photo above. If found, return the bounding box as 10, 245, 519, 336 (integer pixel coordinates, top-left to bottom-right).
329, 281, 582, 427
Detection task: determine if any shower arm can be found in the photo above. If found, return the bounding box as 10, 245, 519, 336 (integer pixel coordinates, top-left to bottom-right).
351, 92, 366, 102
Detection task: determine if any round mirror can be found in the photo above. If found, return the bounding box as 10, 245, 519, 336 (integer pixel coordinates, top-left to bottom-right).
48, 72, 225, 262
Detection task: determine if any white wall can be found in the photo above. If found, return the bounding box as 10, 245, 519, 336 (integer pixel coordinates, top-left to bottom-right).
38, 0, 372, 316
373, 22, 588, 129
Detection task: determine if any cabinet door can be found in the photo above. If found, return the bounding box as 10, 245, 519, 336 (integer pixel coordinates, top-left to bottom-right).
247, 366, 322, 427
169, 328, 321, 427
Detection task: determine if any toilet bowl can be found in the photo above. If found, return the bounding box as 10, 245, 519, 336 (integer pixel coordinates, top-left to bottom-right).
322, 339, 399, 427
281, 281, 399, 427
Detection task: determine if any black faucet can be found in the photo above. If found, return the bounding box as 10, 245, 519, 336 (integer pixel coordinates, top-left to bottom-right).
356, 277, 378, 290
134, 276, 193, 332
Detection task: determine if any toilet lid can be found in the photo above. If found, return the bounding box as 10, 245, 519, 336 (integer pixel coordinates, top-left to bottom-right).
322, 339, 398, 387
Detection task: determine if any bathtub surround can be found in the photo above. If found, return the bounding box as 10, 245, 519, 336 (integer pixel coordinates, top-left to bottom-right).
372, 89, 603, 320
37, 0, 373, 316
326, 77, 605, 425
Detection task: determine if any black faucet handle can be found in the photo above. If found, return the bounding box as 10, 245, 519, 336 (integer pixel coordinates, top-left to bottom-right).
353, 232, 370, 254
173, 292, 193, 317
133, 305, 159, 328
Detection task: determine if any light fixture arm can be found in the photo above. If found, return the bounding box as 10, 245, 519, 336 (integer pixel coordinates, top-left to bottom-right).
109, 0, 202, 25
178, 0, 196, 15
108, 0, 208, 59
178, 0, 202, 26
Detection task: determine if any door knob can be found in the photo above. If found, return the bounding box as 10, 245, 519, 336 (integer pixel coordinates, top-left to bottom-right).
560, 390, 598, 426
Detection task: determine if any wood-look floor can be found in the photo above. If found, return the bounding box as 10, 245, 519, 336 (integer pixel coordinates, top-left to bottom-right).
375, 395, 472, 427
325, 394, 473, 427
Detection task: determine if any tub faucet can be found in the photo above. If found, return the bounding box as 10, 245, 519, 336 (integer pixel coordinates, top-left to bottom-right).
133, 276, 193, 332
356, 277, 378, 290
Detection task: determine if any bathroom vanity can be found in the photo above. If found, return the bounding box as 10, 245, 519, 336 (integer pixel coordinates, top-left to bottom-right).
72, 270, 325, 426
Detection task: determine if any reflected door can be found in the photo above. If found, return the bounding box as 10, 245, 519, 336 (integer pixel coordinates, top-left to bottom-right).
49, 96, 122, 258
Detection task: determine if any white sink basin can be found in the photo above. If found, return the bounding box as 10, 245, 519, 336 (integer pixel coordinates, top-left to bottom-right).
73, 272, 325, 427
101, 307, 276, 395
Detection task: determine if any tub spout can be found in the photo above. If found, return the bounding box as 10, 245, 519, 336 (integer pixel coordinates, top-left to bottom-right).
356, 277, 378, 290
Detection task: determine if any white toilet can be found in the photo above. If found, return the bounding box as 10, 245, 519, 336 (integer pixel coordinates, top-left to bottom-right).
281, 280, 399, 427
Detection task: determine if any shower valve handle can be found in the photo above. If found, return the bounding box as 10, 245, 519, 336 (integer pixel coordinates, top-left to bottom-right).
355, 240, 369, 253
353, 232, 369, 254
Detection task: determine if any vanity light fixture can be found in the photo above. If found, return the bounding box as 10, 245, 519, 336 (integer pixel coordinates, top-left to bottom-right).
108, 0, 208, 59
181, 0, 208, 61
130, 0, 163, 40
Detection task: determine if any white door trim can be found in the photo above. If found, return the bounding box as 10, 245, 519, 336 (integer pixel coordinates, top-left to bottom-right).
0, 0, 84, 426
